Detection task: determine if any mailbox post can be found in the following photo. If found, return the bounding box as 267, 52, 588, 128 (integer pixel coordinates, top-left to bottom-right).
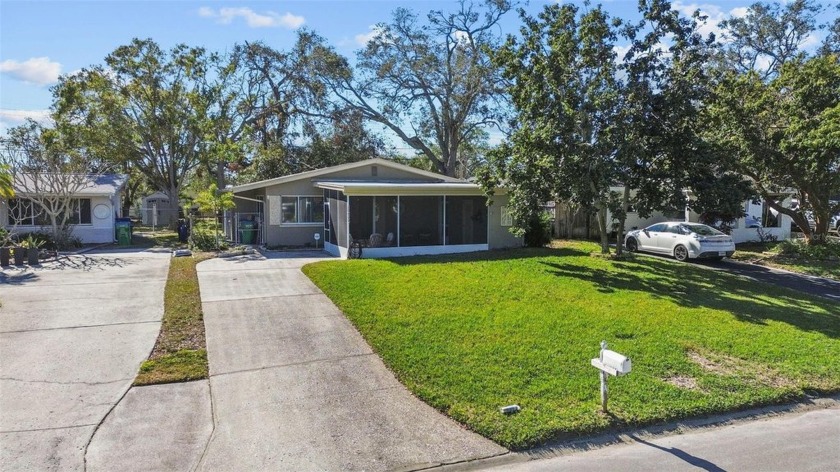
590, 340, 631, 413
599, 341, 608, 412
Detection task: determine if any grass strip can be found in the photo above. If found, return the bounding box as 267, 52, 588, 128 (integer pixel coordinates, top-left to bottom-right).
134, 254, 212, 386
303, 240, 840, 449
732, 242, 840, 280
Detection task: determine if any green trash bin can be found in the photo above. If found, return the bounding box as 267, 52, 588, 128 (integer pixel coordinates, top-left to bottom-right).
116, 220, 132, 246
239, 220, 256, 244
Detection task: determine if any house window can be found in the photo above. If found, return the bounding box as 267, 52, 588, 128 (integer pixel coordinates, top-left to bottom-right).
500, 206, 513, 227
69, 199, 92, 225
280, 196, 324, 224
8, 198, 91, 226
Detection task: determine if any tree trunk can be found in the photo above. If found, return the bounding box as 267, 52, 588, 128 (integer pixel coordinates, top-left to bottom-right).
615, 185, 631, 256
216, 160, 226, 190
122, 181, 140, 218
596, 205, 610, 254
811, 217, 829, 245
166, 188, 180, 230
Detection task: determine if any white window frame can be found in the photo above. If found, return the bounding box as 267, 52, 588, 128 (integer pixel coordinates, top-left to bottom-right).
8, 197, 93, 226
280, 195, 325, 226
500, 205, 513, 227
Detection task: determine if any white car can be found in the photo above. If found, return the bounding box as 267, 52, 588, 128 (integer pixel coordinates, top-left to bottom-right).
625, 222, 735, 262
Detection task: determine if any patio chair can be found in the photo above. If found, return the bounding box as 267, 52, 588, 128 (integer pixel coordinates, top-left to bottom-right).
369, 233, 383, 247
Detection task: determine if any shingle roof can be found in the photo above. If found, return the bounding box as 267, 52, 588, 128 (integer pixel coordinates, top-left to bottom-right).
12, 173, 128, 196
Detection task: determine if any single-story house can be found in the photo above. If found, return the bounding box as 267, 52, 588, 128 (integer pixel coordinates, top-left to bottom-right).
1, 173, 127, 244
225, 158, 523, 258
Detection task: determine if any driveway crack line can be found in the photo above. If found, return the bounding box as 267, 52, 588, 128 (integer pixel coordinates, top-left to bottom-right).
0, 377, 134, 386
0, 423, 99, 434
82, 377, 138, 470
194, 379, 217, 472
210, 352, 376, 378
0, 320, 161, 334
201, 292, 325, 303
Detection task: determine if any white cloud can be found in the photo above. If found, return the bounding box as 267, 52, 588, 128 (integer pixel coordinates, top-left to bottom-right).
800, 32, 822, 49
613, 44, 632, 62
730, 7, 749, 18
672, 2, 754, 41
198, 6, 304, 29
355, 25, 386, 46
0, 109, 52, 135
452, 30, 470, 44
0, 57, 62, 85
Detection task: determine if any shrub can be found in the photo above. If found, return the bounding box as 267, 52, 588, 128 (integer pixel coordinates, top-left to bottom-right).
11, 232, 56, 250
189, 228, 227, 251
524, 211, 552, 247
776, 239, 840, 260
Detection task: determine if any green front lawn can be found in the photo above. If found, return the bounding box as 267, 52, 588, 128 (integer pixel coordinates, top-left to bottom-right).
303, 241, 840, 449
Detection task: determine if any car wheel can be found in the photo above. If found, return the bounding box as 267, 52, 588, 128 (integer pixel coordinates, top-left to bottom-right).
673, 245, 689, 262
626, 238, 638, 252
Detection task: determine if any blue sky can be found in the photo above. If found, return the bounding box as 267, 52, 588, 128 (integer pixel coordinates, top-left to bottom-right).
0, 0, 834, 137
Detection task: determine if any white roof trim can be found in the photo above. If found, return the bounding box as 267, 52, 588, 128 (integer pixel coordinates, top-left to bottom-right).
229, 158, 463, 193
315, 181, 508, 197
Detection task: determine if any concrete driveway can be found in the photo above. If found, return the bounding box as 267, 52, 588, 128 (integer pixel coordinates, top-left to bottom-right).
196, 251, 506, 471
0, 248, 170, 471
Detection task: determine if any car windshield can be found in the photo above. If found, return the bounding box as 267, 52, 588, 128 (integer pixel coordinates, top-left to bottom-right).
682, 224, 722, 236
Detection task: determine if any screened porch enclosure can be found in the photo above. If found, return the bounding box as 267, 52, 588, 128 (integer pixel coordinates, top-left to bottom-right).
323, 189, 488, 256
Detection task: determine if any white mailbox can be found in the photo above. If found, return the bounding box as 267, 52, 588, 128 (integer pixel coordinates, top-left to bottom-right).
591, 349, 632, 376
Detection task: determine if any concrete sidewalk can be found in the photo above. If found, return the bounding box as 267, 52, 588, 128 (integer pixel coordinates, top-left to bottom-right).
196, 252, 506, 471
0, 249, 169, 471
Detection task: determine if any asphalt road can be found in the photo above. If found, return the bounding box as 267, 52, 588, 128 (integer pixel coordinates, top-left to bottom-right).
633, 251, 840, 303
476, 404, 840, 472
695, 259, 840, 303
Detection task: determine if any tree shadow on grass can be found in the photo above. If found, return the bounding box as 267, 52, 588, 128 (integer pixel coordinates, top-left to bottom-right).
387, 246, 589, 266
540, 257, 840, 339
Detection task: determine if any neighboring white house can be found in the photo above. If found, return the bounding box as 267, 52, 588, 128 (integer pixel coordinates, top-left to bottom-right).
1, 174, 127, 244
608, 187, 794, 244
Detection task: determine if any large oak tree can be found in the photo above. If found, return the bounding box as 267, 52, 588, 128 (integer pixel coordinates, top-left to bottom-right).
322, 0, 512, 178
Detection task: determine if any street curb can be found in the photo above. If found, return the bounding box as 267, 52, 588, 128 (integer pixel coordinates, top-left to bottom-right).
430, 394, 840, 471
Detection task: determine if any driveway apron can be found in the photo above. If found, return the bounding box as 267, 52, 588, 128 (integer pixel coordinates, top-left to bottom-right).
197, 252, 506, 471
0, 249, 170, 471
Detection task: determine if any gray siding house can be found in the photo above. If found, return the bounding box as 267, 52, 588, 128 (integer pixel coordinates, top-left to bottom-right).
226, 158, 522, 258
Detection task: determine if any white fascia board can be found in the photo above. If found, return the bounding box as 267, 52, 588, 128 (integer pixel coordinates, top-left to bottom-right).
229, 158, 463, 194
314, 182, 484, 196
